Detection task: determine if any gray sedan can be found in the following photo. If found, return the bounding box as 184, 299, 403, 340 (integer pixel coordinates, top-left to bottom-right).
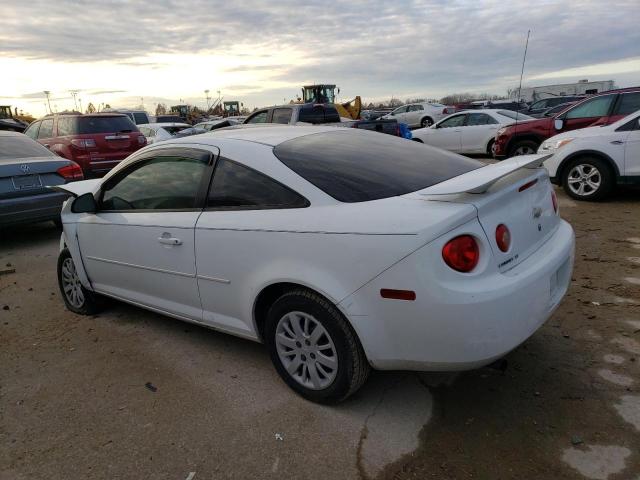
0, 131, 82, 227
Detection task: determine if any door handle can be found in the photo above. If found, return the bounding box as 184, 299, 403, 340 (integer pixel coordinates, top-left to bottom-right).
610, 140, 624, 145
158, 233, 182, 246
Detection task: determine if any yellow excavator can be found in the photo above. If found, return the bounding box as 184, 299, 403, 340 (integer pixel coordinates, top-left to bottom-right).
295, 84, 362, 120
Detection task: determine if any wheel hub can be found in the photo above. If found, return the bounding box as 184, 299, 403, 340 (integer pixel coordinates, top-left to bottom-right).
275, 311, 338, 390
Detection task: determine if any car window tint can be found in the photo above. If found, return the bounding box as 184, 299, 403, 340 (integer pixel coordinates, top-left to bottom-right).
208, 158, 307, 209
24, 121, 40, 140
466, 113, 497, 126
272, 108, 293, 124
565, 95, 615, 119
57, 117, 76, 136
438, 115, 465, 128
497, 110, 533, 120
615, 93, 640, 115
274, 130, 481, 203
393, 106, 407, 114
101, 156, 207, 211
531, 100, 548, 109
0, 134, 55, 160
247, 111, 268, 124
133, 112, 148, 124
77, 116, 136, 134
38, 119, 53, 138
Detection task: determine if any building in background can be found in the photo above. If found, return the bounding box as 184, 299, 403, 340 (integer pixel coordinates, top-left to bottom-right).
509, 79, 615, 103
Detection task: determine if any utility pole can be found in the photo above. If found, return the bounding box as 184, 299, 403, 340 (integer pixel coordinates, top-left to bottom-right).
78, 98, 83, 113
205, 89, 211, 111
43, 91, 52, 114
69, 90, 79, 111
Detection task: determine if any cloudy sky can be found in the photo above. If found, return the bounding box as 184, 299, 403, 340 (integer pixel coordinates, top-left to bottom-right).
1, 0, 639, 116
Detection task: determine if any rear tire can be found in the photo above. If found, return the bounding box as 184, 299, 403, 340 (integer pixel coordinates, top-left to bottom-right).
420, 117, 434, 128
508, 139, 539, 157
265, 289, 370, 404
486, 139, 495, 157
561, 157, 614, 201
57, 248, 102, 315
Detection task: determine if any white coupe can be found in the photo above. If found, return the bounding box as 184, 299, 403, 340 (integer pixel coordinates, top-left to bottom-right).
54, 126, 574, 403
138, 122, 192, 144
540, 109, 640, 201
412, 109, 534, 155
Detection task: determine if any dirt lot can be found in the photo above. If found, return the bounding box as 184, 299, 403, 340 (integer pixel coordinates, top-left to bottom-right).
1, 186, 639, 480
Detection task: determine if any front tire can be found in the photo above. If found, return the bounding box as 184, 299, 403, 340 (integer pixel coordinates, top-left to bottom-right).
420, 117, 433, 128
509, 139, 539, 157
265, 289, 370, 404
57, 248, 102, 315
562, 157, 614, 201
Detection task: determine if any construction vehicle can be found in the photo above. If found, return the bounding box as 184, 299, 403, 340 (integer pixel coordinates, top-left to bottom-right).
223, 101, 242, 117
298, 84, 362, 120
0, 105, 28, 132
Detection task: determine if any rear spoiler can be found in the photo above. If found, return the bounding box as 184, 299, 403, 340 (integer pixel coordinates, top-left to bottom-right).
419, 153, 552, 195
48, 179, 101, 198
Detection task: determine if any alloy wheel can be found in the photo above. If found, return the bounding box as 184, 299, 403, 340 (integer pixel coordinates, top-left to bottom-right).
61, 257, 85, 308
567, 164, 601, 196
275, 311, 338, 390
513, 145, 536, 155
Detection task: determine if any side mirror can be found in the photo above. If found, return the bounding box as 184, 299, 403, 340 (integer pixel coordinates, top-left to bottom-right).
71, 192, 97, 214
554, 118, 564, 130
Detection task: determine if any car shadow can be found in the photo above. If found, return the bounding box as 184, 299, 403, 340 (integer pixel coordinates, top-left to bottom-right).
0, 221, 61, 250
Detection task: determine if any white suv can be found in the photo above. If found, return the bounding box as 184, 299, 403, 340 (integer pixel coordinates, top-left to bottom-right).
541, 110, 640, 201
382, 102, 455, 128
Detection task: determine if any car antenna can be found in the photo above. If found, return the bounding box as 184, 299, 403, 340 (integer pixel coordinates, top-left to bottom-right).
515, 30, 530, 129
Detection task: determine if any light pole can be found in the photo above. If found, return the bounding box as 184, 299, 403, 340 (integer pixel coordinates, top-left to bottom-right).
70, 90, 79, 111
43, 91, 52, 114
205, 89, 211, 111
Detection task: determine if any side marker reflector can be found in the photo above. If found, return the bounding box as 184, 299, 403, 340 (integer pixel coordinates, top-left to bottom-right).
380, 289, 416, 301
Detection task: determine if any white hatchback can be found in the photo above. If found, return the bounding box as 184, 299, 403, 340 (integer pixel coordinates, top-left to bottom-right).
540, 109, 640, 201
54, 126, 574, 403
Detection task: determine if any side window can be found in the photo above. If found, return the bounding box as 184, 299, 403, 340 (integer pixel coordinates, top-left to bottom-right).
246, 111, 268, 124
614, 93, 640, 116
38, 119, 54, 139
408, 105, 422, 112
531, 100, 548, 110
272, 108, 292, 124
57, 117, 75, 136
393, 106, 408, 114
101, 155, 208, 211
565, 95, 615, 120
207, 158, 307, 210
438, 115, 466, 128
24, 121, 40, 140
133, 112, 148, 124
466, 113, 497, 126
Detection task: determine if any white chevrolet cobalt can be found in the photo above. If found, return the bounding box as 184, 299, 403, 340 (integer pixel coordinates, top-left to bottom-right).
54, 126, 575, 403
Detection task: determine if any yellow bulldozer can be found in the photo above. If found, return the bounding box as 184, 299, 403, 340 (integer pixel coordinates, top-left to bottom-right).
295, 84, 362, 120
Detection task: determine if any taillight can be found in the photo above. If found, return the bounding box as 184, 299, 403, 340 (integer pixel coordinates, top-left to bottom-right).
551, 190, 558, 214
495, 224, 511, 252
442, 108, 448, 114
138, 135, 147, 145
70, 139, 96, 149
442, 235, 479, 273
56, 162, 84, 181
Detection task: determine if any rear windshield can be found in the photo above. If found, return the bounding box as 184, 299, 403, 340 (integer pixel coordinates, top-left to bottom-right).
498, 110, 533, 120
163, 126, 190, 135
133, 112, 148, 124
274, 130, 482, 203
77, 116, 137, 134
0, 134, 54, 160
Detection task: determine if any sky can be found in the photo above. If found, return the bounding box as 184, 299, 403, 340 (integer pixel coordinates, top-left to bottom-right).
1, 0, 639, 117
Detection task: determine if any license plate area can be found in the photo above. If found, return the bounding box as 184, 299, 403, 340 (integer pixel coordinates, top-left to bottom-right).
12, 174, 42, 190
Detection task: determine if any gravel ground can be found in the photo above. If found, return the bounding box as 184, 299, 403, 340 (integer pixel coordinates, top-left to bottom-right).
1, 185, 639, 480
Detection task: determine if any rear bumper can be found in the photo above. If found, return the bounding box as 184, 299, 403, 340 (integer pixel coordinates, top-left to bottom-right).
0, 191, 69, 226
340, 219, 575, 371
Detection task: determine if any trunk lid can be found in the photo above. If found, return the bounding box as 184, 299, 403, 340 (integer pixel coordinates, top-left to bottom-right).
416, 154, 559, 272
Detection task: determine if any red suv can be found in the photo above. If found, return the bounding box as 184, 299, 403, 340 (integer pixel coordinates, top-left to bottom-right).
24, 113, 146, 176
493, 87, 640, 159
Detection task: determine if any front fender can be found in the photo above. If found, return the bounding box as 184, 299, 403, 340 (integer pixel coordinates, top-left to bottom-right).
59, 200, 94, 291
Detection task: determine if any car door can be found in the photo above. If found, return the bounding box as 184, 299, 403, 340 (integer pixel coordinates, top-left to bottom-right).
623, 116, 640, 177
390, 106, 408, 123
195, 156, 309, 337
428, 114, 466, 152
76, 147, 216, 320
558, 94, 617, 132
405, 105, 421, 127
460, 113, 499, 153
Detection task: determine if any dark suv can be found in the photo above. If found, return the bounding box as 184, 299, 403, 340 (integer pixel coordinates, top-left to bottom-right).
519, 95, 586, 117
494, 87, 640, 158
24, 113, 146, 176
